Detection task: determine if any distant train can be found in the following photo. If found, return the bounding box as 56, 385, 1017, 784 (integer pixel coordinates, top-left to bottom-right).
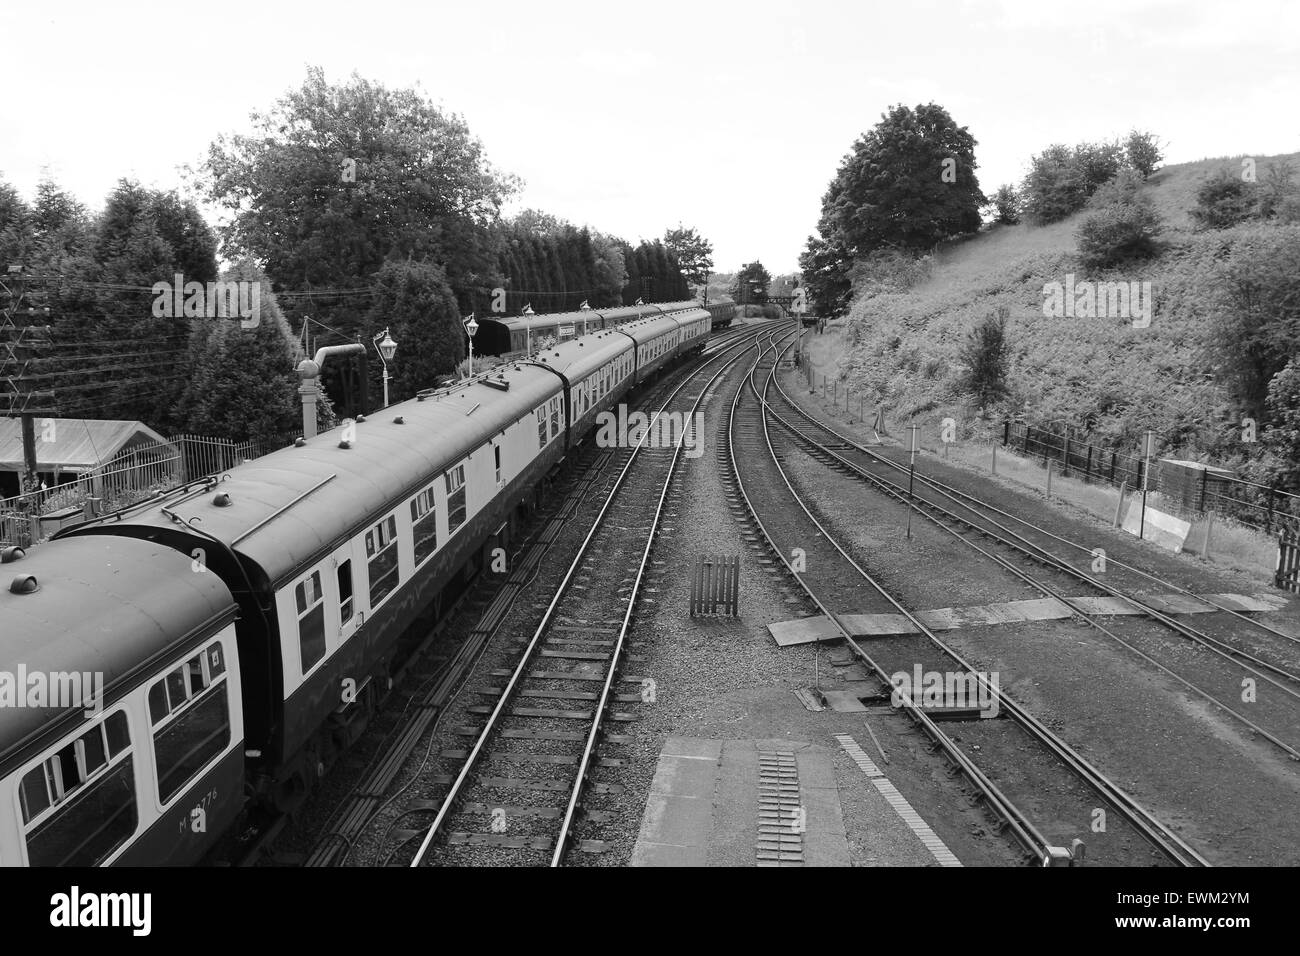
0, 303, 720, 866
475, 299, 735, 356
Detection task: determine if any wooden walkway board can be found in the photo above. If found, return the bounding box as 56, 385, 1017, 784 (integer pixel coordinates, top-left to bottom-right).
768, 592, 1288, 646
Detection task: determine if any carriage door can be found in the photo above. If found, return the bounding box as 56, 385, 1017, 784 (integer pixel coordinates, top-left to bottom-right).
332, 540, 362, 643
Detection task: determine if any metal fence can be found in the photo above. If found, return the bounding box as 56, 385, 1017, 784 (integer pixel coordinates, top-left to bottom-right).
1003, 421, 1300, 534
0, 431, 300, 548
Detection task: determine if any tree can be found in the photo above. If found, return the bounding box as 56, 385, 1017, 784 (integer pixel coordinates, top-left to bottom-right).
806, 102, 983, 315
1262, 360, 1300, 492
1257, 160, 1298, 220
177, 260, 300, 445
1021, 144, 1089, 224
989, 184, 1021, 224
959, 307, 1010, 410
1075, 168, 1162, 268
1124, 130, 1164, 178
663, 225, 714, 289
798, 233, 852, 316
1191, 168, 1255, 230
361, 258, 464, 401
202, 67, 517, 329
730, 261, 771, 304
1207, 225, 1300, 418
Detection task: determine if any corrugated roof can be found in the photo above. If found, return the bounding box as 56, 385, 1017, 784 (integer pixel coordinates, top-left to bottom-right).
0, 418, 172, 472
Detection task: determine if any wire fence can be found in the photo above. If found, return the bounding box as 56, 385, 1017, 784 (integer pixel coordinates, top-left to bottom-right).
0, 430, 300, 548
1002, 421, 1300, 535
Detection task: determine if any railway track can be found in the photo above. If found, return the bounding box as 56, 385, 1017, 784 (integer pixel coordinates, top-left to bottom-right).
390, 324, 768, 866
764, 340, 1300, 762
726, 328, 1208, 867
242, 321, 765, 867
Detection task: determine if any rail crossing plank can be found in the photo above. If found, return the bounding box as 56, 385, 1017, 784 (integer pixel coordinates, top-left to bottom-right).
768, 592, 1287, 646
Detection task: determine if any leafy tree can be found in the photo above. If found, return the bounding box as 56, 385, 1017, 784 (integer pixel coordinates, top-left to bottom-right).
1075, 168, 1162, 268
1124, 130, 1164, 178
804, 103, 982, 315
1021, 144, 1089, 223
989, 184, 1021, 224
1191, 168, 1254, 230
202, 67, 517, 329
797, 233, 852, 316
1262, 360, 1300, 492
361, 258, 464, 401
1073, 140, 1126, 194
730, 261, 771, 304
959, 307, 1010, 410
1257, 160, 1298, 220
820, 102, 983, 253
1207, 225, 1300, 419
663, 225, 714, 289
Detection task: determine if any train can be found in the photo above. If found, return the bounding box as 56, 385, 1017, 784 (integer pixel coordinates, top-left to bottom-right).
475, 299, 736, 356
0, 301, 723, 866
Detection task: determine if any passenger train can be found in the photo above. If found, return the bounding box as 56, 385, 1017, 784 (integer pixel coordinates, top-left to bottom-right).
0, 300, 725, 866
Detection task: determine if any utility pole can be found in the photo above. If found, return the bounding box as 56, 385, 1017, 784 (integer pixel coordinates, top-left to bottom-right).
1, 266, 57, 546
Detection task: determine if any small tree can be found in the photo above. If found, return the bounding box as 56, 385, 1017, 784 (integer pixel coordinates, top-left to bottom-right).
1124, 130, 1164, 178
1191, 168, 1255, 230
1075, 168, 1162, 268
990, 184, 1021, 224
960, 307, 1010, 410
1257, 160, 1298, 220
730, 261, 771, 304
362, 258, 464, 401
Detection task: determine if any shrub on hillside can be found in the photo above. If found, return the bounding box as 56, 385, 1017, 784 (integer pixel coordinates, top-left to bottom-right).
1075, 168, 1163, 268
1257, 160, 1298, 220
989, 184, 1021, 224
1022, 144, 1088, 223
1124, 130, 1164, 178
1208, 225, 1300, 418
958, 307, 1010, 410
1190, 168, 1255, 230
848, 247, 932, 295
1263, 360, 1300, 493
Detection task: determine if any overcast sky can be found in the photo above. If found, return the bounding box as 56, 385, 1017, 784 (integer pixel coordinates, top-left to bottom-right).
2, 0, 1297, 274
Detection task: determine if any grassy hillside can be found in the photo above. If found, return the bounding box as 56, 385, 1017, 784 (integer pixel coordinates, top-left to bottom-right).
837, 152, 1300, 465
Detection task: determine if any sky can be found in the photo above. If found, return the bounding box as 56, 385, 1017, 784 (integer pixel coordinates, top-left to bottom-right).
2, 0, 1298, 274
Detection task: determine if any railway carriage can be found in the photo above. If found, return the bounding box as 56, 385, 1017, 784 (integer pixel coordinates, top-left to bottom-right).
0, 300, 715, 866
57, 361, 568, 815
531, 330, 636, 445
0, 536, 243, 866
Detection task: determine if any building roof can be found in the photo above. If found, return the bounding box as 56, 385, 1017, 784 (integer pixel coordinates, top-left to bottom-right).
0, 418, 172, 473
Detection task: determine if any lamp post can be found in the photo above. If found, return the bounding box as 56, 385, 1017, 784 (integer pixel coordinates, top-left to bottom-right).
580, 300, 591, 335
635, 296, 643, 323
523, 303, 534, 356
465, 313, 478, 378
373, 328, 398, 407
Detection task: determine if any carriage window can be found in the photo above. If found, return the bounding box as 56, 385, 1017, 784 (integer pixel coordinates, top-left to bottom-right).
549, 398, 560, 439
365, 515, 400, 607
338, 559, 354, 623
295, 570, 326, 672
153, 679, 229, 804
410, 485, 438, 565
446, 465, 467, 535
494, 444, 502, 484
20, 710, 136, 866
537, 407, 547, 448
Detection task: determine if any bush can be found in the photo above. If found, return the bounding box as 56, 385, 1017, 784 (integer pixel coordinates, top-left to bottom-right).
1075, 169, 1163, 268
989, 184, 1021, 224
1257, 160, 1298, 220
1022, 144, 1088, 224
959, 307, 1010, 409
1263, 360, 1300, 492
1125, 130, 1164, 178
848, 247, 931, 294
1190, 168, 1255, 230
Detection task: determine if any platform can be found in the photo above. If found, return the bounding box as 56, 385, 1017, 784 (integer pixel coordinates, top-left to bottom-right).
629, 736, 946, 867
767, 592, 1287, 646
